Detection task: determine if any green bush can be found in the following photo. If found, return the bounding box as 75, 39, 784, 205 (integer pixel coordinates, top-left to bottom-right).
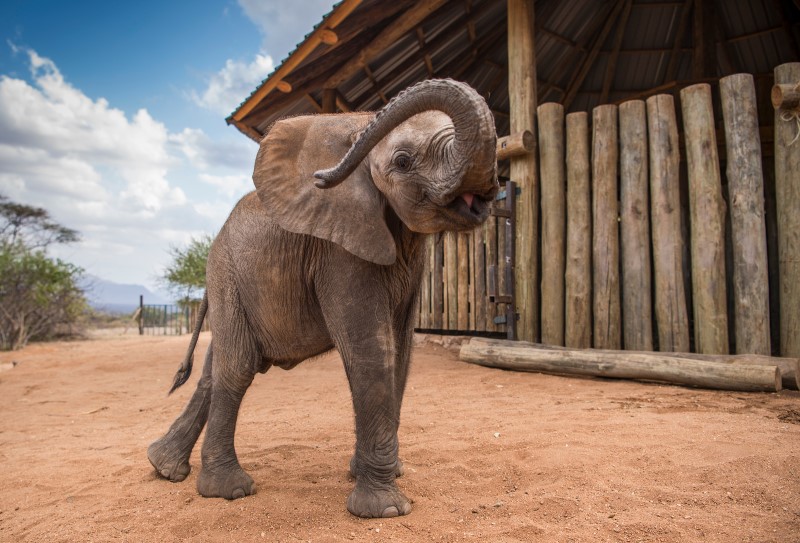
0, 242, 87, 350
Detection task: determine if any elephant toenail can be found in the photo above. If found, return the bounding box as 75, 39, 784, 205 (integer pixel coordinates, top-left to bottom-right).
382, 506, 399, 517
232, 488, 245, 499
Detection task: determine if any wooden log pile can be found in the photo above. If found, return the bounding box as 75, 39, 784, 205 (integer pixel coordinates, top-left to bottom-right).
459, 337, 800, 393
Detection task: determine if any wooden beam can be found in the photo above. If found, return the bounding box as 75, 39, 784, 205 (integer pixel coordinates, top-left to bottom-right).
318, 29, 339, 45
415, 27, 435, 77
664, 0, 694, 83
335, 91, 353, 112
229, 119, 264, 143
304, 93, 323, 112
276, 80, 292, 93
231, 0, 363, 121
508, 0, 538, 342
322, 88, 337, 113
563, 0, 627, 110
323, 0, 449, 90
600, 0, 633, 104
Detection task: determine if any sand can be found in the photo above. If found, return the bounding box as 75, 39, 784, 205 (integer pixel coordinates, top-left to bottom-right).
0, 331, 798, 542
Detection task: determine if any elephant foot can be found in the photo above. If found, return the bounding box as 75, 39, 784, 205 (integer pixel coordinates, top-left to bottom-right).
197, 464, 256, 500
147, 436, 191, 482
347, 481, 412, 518
350, 456, 404, 479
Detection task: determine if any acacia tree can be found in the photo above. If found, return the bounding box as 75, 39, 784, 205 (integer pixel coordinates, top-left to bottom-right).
161, 234, 213, 303
0, 194, 86, 350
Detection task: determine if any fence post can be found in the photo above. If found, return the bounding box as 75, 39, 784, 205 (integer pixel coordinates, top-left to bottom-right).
720, 73, 771, 355
773, 62, 800, 357
619, 100, 653, 351
680, 83, 729, 354
647, 94, 690, 352
592, 104, 621, 349
138, 295, 144, 335
538, 102, 566, 346
565, 112, 592, 348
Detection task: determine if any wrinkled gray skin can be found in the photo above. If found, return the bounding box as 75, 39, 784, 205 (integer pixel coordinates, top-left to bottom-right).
147, 79, 498, 518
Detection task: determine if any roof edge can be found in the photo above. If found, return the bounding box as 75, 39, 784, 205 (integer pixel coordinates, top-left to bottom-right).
229, 0, 363, 123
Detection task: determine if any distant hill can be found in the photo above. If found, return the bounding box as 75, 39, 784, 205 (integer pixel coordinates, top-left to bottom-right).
82, 276, 172, 314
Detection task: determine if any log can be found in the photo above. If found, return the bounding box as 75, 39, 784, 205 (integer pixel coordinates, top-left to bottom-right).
538, 103, 566, 346
647, 94, 690, 352
459, 338, 782, 392
771, 83, 800, 110
774, 63, 800, 357
473, 229, 486, 330
592, 104, 621, 349
680, 83, 729, 354
432, 236, 444, 329
508, 0, 539, 342
719, 73, 771, 355
565, 112, 592, 348
467, 337, 800, 390
497, 130, 535, 160
485, 216, 499, 332
619, 100, 653, 351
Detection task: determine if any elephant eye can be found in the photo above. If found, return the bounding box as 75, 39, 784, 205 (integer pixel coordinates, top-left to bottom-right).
394, 153, 414, 172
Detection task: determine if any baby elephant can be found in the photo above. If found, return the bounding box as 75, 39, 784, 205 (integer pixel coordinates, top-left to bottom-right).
147, 79, 498, 518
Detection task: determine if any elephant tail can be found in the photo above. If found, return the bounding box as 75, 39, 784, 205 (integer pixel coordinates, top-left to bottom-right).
168, 292, 209, 395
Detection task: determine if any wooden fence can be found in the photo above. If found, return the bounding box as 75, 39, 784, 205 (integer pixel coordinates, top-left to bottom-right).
417, 63, 800, 358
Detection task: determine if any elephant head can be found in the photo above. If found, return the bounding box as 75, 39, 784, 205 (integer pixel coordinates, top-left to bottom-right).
253, 79, 498, 265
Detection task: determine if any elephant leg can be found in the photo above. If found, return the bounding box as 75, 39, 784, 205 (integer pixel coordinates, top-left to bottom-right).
195, 335, 257, 500
148, 343, 214, 482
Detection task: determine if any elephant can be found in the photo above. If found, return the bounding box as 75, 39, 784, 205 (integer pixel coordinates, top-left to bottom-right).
147, 78, 498, 518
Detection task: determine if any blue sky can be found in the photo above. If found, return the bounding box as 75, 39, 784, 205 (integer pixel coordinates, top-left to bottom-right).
0, 0, 333, 296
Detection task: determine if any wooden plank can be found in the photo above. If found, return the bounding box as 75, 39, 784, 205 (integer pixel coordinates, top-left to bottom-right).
433, 236, 444, 329
538, 102, 566, 346
592, 104, 622, 349
647, 94, 690, 352
460, 339, 781, 392
457, 232, 469, 330
565, 112, 592, 348
485, 216, 499, 332
445, 231, 458, 330
720, 73, 771, 355
619, 100, 654, 351
473, 225, 487, 331
508, 0, 538, 342
680, 83, 729, 354
468, 232, 476, 331
774, 62, 800, 357
419, 236, 432, 329
232, 0, 363, 121
324, 0, 449, 89
498, 214, 509, 334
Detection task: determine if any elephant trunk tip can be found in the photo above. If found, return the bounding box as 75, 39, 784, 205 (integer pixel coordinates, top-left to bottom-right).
313, 167, 346, 189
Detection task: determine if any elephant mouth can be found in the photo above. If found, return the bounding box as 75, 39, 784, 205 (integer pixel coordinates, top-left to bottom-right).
443, 191, 492, 226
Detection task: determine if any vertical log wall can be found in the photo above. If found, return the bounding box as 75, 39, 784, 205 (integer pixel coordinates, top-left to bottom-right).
417, 67, 794, 358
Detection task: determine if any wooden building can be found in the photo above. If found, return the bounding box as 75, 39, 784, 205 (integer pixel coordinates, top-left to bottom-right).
229, 0, 800, 357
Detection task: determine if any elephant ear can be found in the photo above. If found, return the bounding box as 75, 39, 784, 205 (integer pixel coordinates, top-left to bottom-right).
253, 113, 396, 265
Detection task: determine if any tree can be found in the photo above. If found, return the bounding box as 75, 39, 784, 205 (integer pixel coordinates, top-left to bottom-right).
0, 193, 86, 350
161, 234, 213, 303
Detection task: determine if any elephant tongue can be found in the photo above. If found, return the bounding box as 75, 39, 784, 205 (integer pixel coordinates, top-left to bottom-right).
461, 192, 475, 210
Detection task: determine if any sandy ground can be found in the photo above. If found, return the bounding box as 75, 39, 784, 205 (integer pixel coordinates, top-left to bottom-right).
0, 331, 798, 543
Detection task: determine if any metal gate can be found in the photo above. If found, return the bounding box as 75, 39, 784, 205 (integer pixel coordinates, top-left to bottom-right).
137, 297, 189, 336
415, 179, 517, 339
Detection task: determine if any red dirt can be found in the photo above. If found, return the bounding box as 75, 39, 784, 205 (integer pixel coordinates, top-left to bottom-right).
0, 331, 798, 542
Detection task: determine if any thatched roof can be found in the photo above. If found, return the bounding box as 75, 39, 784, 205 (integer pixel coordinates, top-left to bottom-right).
228, 0, 800, 142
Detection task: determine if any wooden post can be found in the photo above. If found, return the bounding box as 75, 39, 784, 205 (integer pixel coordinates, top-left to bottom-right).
774, 63, 800, 357
322, 88, 337, 113
680, 83, 729, 354
433, 236, 444, 329
538, 103, 566, 346
508, 0, 538, 342
473, 230, 486, 330
565, 112, 592, 348
497, 130, 535, 160
592, 104, 621, 349
720, 73, 771, 355
619, 100, 653, 351
647, 94, 690, 352
138, 294, 144, 335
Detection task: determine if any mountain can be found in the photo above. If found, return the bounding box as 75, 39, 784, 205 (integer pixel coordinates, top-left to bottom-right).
82, 275, 172, 314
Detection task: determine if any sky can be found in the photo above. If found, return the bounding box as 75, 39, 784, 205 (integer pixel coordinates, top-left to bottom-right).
0, 0, 334, 296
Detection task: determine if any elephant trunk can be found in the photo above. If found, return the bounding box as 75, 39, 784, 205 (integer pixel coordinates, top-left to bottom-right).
314, 78, 497, 197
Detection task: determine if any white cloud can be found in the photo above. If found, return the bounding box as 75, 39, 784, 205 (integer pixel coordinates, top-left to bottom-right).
236, 0, 334, 60
0, 46, 254, 289
189, 54, 274, 116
